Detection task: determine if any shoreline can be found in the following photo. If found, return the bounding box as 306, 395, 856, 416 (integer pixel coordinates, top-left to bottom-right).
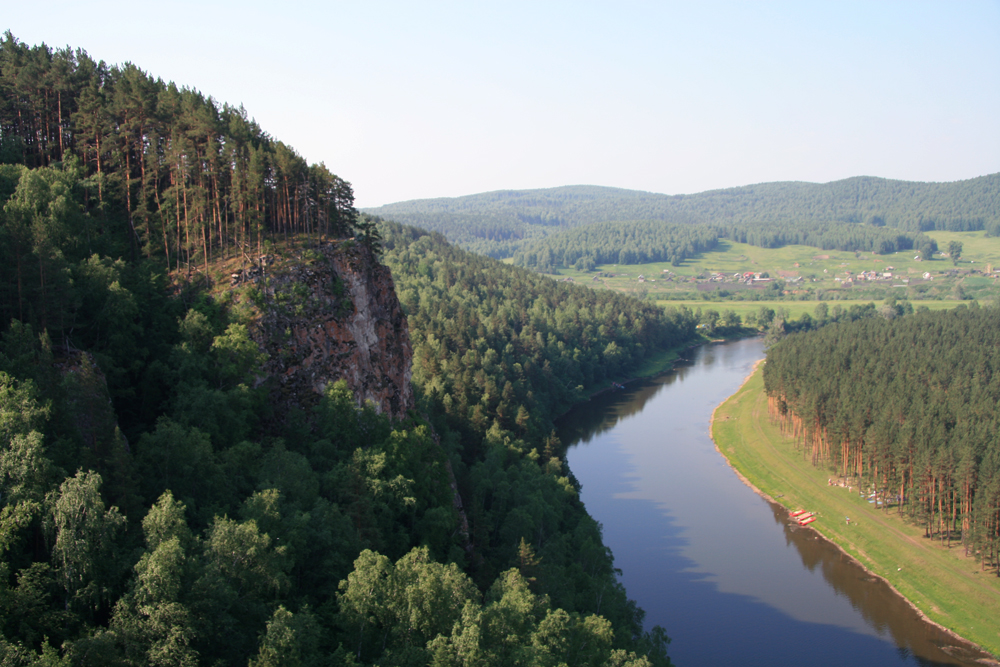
569, 332, 761, 410
553, 339, 700, 420
709, 363, 1000, 665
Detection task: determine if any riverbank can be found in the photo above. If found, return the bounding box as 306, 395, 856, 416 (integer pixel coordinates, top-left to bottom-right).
564, 340, 687, 408
576, 331, 758, 404
710, 367, 1000, 662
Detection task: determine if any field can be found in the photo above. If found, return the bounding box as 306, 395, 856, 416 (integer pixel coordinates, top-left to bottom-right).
548, 230, 1000, 304
928, 230, 1000, 269
712, 368, 1000, 659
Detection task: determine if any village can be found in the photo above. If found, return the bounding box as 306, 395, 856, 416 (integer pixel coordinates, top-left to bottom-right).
549, 238, 1000, 306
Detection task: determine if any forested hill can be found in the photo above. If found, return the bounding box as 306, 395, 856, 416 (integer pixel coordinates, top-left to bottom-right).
0, 34, 681, 665
363, 175, 1000, 258
0, 31, 359, 280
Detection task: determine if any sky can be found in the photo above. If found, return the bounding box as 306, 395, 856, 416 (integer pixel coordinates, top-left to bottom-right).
5, 1, 1000, 207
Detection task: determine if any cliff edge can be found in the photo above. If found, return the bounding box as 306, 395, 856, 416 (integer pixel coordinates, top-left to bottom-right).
243, 240, 413, 421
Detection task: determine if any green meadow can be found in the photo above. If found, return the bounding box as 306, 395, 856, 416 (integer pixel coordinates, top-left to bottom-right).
547, 230, 999, 304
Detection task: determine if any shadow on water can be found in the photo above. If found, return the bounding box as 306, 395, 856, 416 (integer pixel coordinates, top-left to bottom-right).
559, 339, 993, 667
768, 501, 993, 667
604, 493, 970, 667
559, 352, 699, 448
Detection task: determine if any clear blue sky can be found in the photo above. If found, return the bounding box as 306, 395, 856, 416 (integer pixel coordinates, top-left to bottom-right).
6, 1, 1000, 207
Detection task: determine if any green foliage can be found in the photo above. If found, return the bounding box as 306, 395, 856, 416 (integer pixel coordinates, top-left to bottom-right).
337, 547, 660, 667
249, 606, 323, 667
514, 220, 719, 271
338, 547, 479, 662
0, 372, 49, 443
365, 176, 999, 259
0, 32, 682, 667
714, 220, 934, 255
948, 240, 963, 265
45, 471, 126, 614
513, 217, 937, 274
0, 32, 358, 345
377, 217, 698, 448
210, 323, 267, 388
763, 306, 1000, 571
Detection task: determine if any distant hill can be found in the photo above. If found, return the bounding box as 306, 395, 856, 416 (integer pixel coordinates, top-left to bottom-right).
363, 175, 1000, 258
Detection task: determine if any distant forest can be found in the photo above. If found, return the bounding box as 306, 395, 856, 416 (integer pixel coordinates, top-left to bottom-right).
511, 219, 938, 272
764, 305, 1000, 572
365, 177, 1000, 261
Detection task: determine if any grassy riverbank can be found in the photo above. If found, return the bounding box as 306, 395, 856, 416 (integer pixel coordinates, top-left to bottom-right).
711, 367, 1000, 660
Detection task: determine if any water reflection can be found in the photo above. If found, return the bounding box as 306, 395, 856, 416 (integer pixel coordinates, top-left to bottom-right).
770, 502, 989, 666
558, 349, 698, 447
559, 338, 992, 667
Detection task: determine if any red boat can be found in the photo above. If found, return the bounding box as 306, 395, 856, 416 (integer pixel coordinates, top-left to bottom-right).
799, 516, 817, 526
789, 509, 806, 517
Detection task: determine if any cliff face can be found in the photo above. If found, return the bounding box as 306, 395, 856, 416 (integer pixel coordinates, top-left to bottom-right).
247, 241, 413, 421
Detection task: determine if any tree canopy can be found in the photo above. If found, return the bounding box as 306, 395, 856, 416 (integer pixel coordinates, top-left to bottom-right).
0, 34, 683, 665
364, 176, 1000, 259
763, 304, 1000, 571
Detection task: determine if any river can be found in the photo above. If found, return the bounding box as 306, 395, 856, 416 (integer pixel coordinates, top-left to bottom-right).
558, 338, 991, 667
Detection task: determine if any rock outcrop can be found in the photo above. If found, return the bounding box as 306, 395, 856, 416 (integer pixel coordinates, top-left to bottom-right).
248, 240, 413, 421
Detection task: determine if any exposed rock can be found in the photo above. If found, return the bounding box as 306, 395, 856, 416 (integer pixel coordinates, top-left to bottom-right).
248, 241, 413, 421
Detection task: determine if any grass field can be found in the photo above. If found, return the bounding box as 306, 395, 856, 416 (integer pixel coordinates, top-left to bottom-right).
928, 230, 1000, 269
550, 230, 1000, 303
712, 368, 1000, 659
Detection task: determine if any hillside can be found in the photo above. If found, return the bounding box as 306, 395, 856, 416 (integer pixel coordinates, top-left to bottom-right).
0, 35, 682, 666
363, 175, 1000, 258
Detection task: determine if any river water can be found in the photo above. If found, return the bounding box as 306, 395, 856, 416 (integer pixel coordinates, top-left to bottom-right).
558, 338, 991, 667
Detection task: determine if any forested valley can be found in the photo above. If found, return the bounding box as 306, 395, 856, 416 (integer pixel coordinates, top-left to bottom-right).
0, 34, 689, 665
511, 218, 938, 272
763, 305, 1000, 572
364, 177, 1000, 260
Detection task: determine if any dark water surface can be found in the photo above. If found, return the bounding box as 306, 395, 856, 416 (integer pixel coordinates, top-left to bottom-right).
558, 338, 991, 667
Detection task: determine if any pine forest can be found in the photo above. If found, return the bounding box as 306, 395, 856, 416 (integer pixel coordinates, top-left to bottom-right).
763, 305, 1000, 571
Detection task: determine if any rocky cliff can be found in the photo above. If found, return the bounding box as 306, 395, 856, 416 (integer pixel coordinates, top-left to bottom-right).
243, 240, 413, 421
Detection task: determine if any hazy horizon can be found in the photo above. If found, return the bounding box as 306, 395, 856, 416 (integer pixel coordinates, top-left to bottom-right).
6, 1, 999, 208
363, 171, 1000, 208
